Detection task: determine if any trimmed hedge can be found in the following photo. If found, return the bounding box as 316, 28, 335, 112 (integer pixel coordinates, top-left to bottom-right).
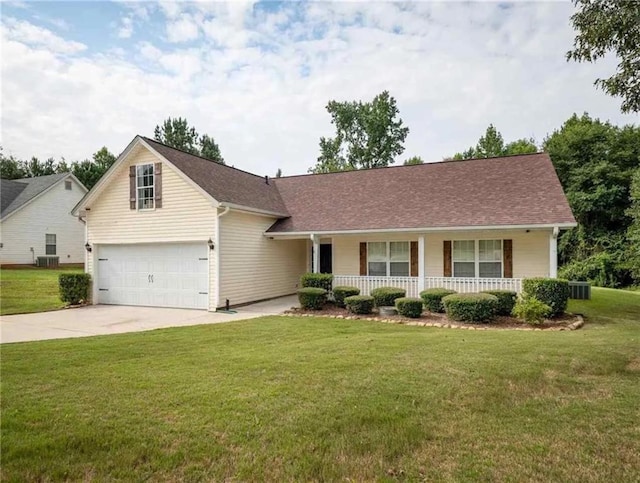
370, 287, 406, 307
300, 273, 334, 292
344, 295, 374, 314
512, 296, 551, 325
333, 286, 360, 307
420, 288, 457, 313
59, 273, 91, 305
481, 290, 517, 316
395, 297, 424, 318
442, 293, 498, 323
297, 287, 327, 310
522, 278, 570, 317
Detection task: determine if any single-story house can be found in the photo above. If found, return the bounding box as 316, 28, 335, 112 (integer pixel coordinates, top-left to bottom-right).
1, 173, 87, 266
72, 136, 576, 311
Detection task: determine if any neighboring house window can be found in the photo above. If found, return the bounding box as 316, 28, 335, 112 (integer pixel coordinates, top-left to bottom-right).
65, 180, 72, 190
136, 164, 154, 210
452, 240, 503, 278
367, 241, 410, 276
45, 234, 56, 255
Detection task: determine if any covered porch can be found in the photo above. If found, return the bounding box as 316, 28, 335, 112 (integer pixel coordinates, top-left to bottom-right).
296, 227, 562, 296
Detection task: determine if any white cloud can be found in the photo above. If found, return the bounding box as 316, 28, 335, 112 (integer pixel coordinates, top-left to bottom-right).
117, 16, 133, 39
0, 2, 636, 177
1, 16, 86, 54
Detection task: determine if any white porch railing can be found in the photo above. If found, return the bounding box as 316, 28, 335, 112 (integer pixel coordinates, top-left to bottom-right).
333, 276, 420, 297
333, 276, 523, 296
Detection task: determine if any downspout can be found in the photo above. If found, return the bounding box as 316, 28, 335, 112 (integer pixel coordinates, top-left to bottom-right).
214, 206, 231, 311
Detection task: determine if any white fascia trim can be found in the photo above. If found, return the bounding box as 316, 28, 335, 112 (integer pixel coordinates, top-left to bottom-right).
219, 202, 288, 218
264, 222, 578, 237
2, 172, 81, 223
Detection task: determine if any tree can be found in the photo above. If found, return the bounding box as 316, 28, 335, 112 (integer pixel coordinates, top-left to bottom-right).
309, 91, 409, 173
154, 117, 225, 164
544, 113, 640, 286
627, 167, 640, 280
450, 124, 538, 159
275, 168, 282, 178
403, 156, 424, 165
0, 148, 26, 179
23, 157, 56, 177
567, 0, 640, 113
71, 147, 116, 189
199, 134, 224, 165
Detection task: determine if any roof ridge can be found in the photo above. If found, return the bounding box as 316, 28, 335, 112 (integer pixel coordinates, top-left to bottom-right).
275, 152, 546, 179
140, 136, 272, 181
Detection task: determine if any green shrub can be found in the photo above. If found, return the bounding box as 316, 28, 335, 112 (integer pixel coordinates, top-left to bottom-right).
370, 287, 406, 307
522, 278, 570, 317
300, 273, 334, 292
512, 296, 551, 325
344, 295, 374, 314
59, 273, 91, 305
333, 286, 360, 307
481, 290, 517, 316
297, 287, 327, 310
442, 293, 497, 323
558, 252, 627, 288
395, 297, 424, 318
420, 288, 457, 313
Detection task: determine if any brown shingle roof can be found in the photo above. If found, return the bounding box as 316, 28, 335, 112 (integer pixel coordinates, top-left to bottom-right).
142, 137, 289, 215
267, 153, 576, 233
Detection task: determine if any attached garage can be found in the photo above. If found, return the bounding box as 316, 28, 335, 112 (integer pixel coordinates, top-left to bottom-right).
96, 243, 209, 310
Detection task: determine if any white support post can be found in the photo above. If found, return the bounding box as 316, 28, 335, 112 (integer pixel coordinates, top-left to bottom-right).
417, 235, 425, 292
549, 227, 559, 278
311, 234, 320, 274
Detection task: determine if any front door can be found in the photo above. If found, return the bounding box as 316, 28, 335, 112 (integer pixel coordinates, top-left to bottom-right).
320, 244, 332, 274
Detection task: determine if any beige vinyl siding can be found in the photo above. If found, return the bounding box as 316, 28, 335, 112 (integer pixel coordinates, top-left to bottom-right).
85, 144, 218, 309
333, 229, 551, 278
0, 177, 86, 265
219, 210, 306, 307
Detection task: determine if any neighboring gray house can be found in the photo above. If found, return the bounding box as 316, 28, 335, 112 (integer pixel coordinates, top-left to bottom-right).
1, 173, 87, 265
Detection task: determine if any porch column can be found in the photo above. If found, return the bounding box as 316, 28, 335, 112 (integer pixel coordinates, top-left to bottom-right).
549, 227, 559, 278
311, 234, 320, 273
418, 235, 425, 291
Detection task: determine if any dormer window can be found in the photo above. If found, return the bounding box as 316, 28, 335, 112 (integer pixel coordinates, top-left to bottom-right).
136, 164, 154, 210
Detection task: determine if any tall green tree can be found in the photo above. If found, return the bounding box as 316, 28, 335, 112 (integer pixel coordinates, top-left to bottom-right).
23, 157, 57, 177
154, 117, 225, 164
544, 113, 640, 286
567, 0, 640, 113
626, 167, 640, 280
309, 91, 409, 173
0, 148, 26, 179
275, 168, 282, 178
71, 147, 117, 189
450, 124, 538, 159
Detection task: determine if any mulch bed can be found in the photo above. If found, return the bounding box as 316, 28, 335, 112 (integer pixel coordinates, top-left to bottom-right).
284, 304, 584, 331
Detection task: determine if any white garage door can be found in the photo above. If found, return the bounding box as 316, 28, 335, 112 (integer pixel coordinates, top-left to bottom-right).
97, 243, 209, 309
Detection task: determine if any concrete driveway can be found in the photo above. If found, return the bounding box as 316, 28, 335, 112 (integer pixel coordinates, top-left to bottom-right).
0, 295, 298, 344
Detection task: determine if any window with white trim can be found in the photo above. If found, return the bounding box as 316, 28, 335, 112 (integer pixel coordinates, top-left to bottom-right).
452, 240, 503, 278
136, 164, 154, 210
45, 234, 56, 255
368, 241, 410, 276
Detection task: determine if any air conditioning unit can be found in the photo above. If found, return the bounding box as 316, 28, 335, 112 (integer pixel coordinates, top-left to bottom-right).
36, 256, 59, 268
568, 281, 590, 300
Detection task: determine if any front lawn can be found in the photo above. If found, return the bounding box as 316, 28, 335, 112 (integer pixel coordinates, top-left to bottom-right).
1, 288, 639, 481
0, 266, 83, 316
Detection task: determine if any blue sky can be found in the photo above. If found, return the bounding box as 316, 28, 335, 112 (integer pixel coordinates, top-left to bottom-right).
1, 1, 636, 176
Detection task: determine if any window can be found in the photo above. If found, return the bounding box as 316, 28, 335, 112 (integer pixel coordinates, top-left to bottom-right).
367, 241, 410, 276
65, 180, 72, 190
45, 234, 56, 255
136, 164, 154, 210
452, 240, 503, 278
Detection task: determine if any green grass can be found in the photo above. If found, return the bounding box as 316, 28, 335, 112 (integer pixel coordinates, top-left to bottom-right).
1, 288, 639, 481
0, 267, 83, 316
